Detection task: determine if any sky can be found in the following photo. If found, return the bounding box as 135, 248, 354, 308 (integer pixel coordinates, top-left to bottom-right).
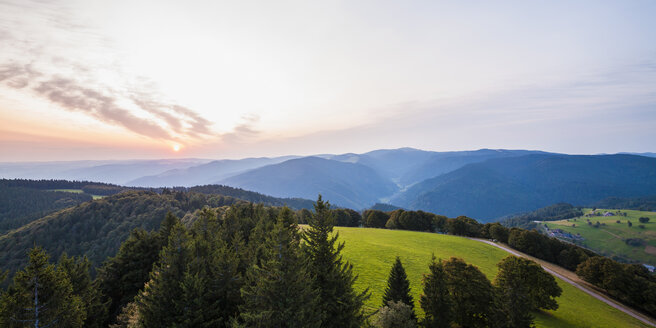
1, 0, 655, 161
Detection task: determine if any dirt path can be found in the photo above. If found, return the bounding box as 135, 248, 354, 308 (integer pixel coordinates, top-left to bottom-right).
469, 238, 656, 327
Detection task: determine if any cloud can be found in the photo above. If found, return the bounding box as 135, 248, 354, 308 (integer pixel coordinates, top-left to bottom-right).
130, 95, 214, 138
0, 61, 215, 141
221, 114, 261, 143
33, 77, 174, 140
0, 63, 40, 89
0, 0, 216, 142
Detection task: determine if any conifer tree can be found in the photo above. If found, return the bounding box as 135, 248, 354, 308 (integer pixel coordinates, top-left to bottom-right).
420, 256, 452, 328
0, 247, 84, 328
137, 223, 189, 327
237, 207, 321, 327
95, 228, 163, 324
383, 256, 415, 319
158, 211, 180, 244
96, 212, 179, 325
179, 208, 242, 327
302, 195, 369, 328
57, 254, 108, 328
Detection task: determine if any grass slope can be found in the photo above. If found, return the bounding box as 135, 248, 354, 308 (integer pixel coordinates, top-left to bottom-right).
543, 209, 656, 265
335, 227, 649, 328
51, 188, 104, 199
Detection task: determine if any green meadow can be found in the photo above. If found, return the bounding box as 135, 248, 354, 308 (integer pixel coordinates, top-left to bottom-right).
335, 226, 650, 328
543, 209, 656, 265
51, 188, 104, 200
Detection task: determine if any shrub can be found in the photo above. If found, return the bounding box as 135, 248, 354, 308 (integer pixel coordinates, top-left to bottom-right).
624, 238, 645, 247
374, 301, 417, 328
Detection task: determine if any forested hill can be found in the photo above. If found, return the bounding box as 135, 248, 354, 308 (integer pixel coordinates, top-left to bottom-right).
220, 156, 398, 209
187, 185, 314, 209
391, 154, 656, 221
0, 187, 92, 234
0, 191, 247, 275
591, 195, 656, 211
1, 179, 315, 208
500, 203, 583, 229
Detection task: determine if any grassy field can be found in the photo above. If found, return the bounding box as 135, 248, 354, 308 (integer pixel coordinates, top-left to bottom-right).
542, 209, 656, 265
335, 226, 650, 328
51, 189, 104, 200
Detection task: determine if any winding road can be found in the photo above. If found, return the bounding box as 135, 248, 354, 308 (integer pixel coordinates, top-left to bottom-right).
469, 238, 656, 327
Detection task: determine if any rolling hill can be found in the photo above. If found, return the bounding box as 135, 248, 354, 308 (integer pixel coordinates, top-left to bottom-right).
0, 191, 248, 275
220, 156, 398, 209
391, 154, 656, 221
0, 186, 92, 234
336, 226, 650, 328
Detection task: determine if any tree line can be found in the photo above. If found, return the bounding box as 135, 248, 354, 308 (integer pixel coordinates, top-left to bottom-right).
499, 203, 583, 229
1, 179, 316, 209
376, 255, 561, 328
361, 208, 656, 318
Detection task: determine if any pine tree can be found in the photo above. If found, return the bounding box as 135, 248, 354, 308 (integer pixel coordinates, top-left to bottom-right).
137, 223, 189, 327
237, 207, 321, 327
419, 256, 452, 328
302, 195, 369, 328
0, 247, 85, 328
383, 256, 415, 319
158, 211, 180, 244
57, 253, 108, 328
179, 208, 242, 327
95, 228, 162, 325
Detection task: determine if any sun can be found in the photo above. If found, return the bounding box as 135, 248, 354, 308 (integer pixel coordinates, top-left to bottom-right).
172, 144, 181, 152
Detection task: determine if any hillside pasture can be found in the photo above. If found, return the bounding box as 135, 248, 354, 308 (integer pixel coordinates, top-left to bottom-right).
50, 188, 104, 199
543, 209, 656, 265
335, 226, 650, 328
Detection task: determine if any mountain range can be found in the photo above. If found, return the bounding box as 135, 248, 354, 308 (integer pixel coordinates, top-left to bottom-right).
2, 148, 656, 220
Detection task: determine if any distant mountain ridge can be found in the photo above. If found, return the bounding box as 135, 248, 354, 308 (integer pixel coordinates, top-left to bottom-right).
0, 159, 211, 185
220, 156, 398, 209
126, 156, 298, 187
3, 149, 656, 219
391, 154, 656, 221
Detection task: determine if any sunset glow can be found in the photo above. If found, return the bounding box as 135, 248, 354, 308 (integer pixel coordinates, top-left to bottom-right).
1, 0, 655, 161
